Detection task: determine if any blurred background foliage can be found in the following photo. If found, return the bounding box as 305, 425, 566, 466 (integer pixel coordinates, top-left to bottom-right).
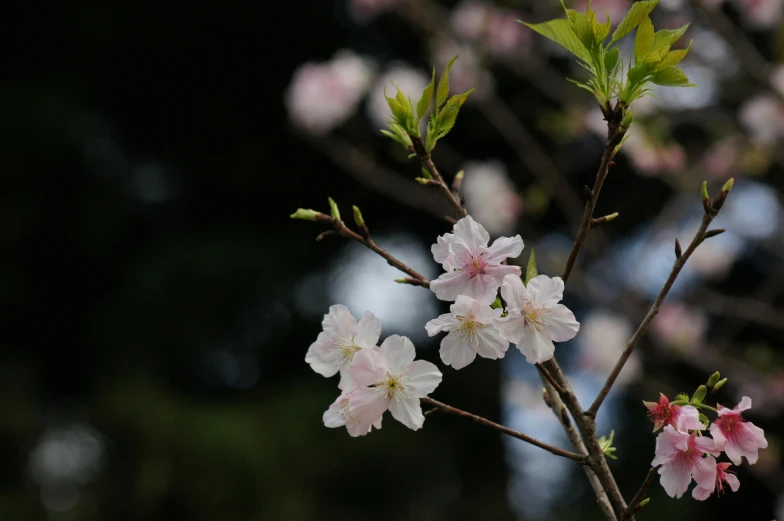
1, 0, 783, 520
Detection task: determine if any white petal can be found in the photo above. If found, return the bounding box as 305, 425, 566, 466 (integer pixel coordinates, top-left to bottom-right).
500, 274, 527, 311
452, 215, 490, 250
349, 349, 384, 387
323, 394, 349, 428
690, 455, 717, 492
404, 360, 443, 396
432, 233, 455, 269
725, 473, 740, 492
658, 459, 691, 499
493, 315, 525, 344
354, 311, 381, 349
526, 275, 564, 306
323, 304, 357, 337
486, 235, 524, 263
430, 270, 471, 302
425, 313, 459, 336
440, 331, 478, 370
337, 369, 357, 391
676, 405, 705, 432
475, 326, 509, 359
379, 335, 417, 373
464, 273, 501, 305
474, 302, 503, 324
348, 387, 388, 435
516, 328, 555, 364
389, 396, 425, 430
736, 396, 752, 412
544, 304, 580, 342
709, 424, 728, 452
451, 294, 476, 316
305, 332, 341, 377
651, 426, 686, 465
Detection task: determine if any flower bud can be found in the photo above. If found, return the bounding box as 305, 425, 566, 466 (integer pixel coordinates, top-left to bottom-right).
721, 177, 734, 193
691, 385, 708, 405
707, 371, 721, 388
713, 378, 728, 392
700, 181, 711, 212
290, 208, 320, 221
328, 197, 341, 221
352, 205, 366, 229
639, 498, 650, 508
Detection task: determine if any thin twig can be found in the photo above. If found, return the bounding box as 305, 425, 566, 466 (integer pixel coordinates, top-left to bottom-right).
539, 376, 617, 521
623, 466, 659, 519
421, 397, 588, 463
536, 363, 564, 395
586, 186, 732, 417
410, 136, 468, 218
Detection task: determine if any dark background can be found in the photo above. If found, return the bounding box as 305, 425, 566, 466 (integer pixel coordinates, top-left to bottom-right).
1, 1, 782, 520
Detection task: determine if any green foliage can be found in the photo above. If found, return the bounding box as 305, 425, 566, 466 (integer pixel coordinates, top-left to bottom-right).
327, 197, 340, 221
521, 0, 695, 129
381, 57, 475, 153
525, 249, 538, 284
691, 385, 708, 405
598, 430, 618, 460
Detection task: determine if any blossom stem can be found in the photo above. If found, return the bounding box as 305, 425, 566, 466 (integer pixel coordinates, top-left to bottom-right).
694, 404, 720, 414
561, 107, 625, 284
536, 363, 564, 395
410, 136, 468, 218
587, 195, 728, 418
328, 217, 431, 286
623, 466, 659, 520
421, 397, 588, 463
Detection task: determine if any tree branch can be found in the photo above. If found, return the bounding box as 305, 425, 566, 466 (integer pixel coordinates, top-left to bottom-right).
410, 136, 468, 218
623, 466, 659, 519
587, 185, 731, 418
421, 397, 588, 463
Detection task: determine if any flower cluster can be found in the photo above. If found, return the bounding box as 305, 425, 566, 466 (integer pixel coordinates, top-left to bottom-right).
306, 215, 581, 434
647, 391, 768, 500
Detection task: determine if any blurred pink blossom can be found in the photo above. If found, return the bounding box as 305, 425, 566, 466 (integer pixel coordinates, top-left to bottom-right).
573, 0, 632, 23
348, 0, 398, 24
434, 40, 494, 99
734, 0, 784, 29
739, 94, 784, 145
622, 131, 686, 176
651, 302, 707, 353
451, 1, 529, 58
461, 161, 522, 236
285, 50, 375, 135
367, 64, 430, 130
576, 311, 640, 386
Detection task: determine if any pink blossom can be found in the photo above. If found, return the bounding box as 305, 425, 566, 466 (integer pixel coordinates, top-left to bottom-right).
348, 0, 398, 24
739, 94, 784, 146
305, 304, 381, 390
494, 274, 580, 364
735, 0, 784, 29
450, 1, 529, 58
430, 215, 524, 305
285, 50, 375, 135
461, 161, 522, 236
692, 462, 740, 500
710, 397, 768, 465
652, 421, 721, 499
323, 390, 382, 437
644, 395, 704, 432
348, 335, 442, 431
425, 295, 509, 369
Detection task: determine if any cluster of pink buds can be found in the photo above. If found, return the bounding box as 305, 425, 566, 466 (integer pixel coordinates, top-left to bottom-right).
645, 372, 768, 500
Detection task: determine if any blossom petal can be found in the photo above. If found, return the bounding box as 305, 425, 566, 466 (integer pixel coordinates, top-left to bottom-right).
526, 275, 565, 306
515, 328, 555, 364
475, 326, 509, 359
404, 360, 443, 396
693, 434, 721, 456
305, 331, 341, 377
430, 270, 471, 302
691, 454, 717, 492
337, 369, 357, 391
735, 396, 752, 412
432, 233, 456, 270
725, 473, 740, 492
658, 458, 692, 499
354, 311, 381, 349
475, 302, 503, 324
676, 405, 706, 432
464, 273, 501, 305
451, 294, 476, 316
389, 396, 425, 430
323, 394, 349, 428
452, 215, 490, 250
380, 335, 417, 373
323, 304, 357, 337
493, 315, 525, 345
691, 482, 713, 501
440, 331, 477, 370
483, 262, 522, 280
500, 273, 527, 311
486, 235, 524, 263
425, 313, 459, 336
349, 349, 383, 387
544, 304, 580, 342
652, 426, 685, 465
348, 387, 388, 436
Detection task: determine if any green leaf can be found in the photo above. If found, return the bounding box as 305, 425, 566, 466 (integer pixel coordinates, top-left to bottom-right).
634, 15, 654, 62
593, 10, 612, 42
490, 297, 503, 309
650, 24, 690, 53
417, 68, 436, 120
522, 18, 591, 62
691, 385, 708, 404
604, 47, 620, 71
525, 249, 538, 284
569, 11, 595, 49
699, 413, 710, 427
658, 40, 692, 69
675, 393, 690, 403
566, 77, 597, 95
437, 56, 459, 109
651, 67, 694, 86
611, 0, 659, 43
627, 62, 650, 85
644, 46, 669, 67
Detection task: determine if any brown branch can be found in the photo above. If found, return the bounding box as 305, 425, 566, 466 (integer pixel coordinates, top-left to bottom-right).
410, 136, 468, 218
421, 397, 588, 463
539, 376, 617, 521
586, 184, 732, 418
623, 466, 659, 519
561, 108, 625, 284
536, 363, 564, 395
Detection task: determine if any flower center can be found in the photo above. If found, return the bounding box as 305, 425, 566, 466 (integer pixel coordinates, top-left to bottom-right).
379, 373, 406, 400
522, 301, 543, 329
337, 337, 361, 366
456, 315, 480, 344
460, 252, 488, 277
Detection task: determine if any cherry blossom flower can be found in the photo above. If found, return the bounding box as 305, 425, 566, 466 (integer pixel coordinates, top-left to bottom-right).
494, 274, 580, 364
577, 311, 640, 385
285, 50, 375, 135
450, 1, 529, 58
461, 161, 523, 236
644, 395, 705, 432
425, 295, 509, 369
305, 304, 381, 390
710, 397, 768, 465
735, 0, 784, 29
739, 94, 784, 146
348, 335, 442, 431
430, 215, 524, 305
652, 417, 721, 499
348, 0, 398, 24
323, 390, 382, 437
692, 462, 740, 500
